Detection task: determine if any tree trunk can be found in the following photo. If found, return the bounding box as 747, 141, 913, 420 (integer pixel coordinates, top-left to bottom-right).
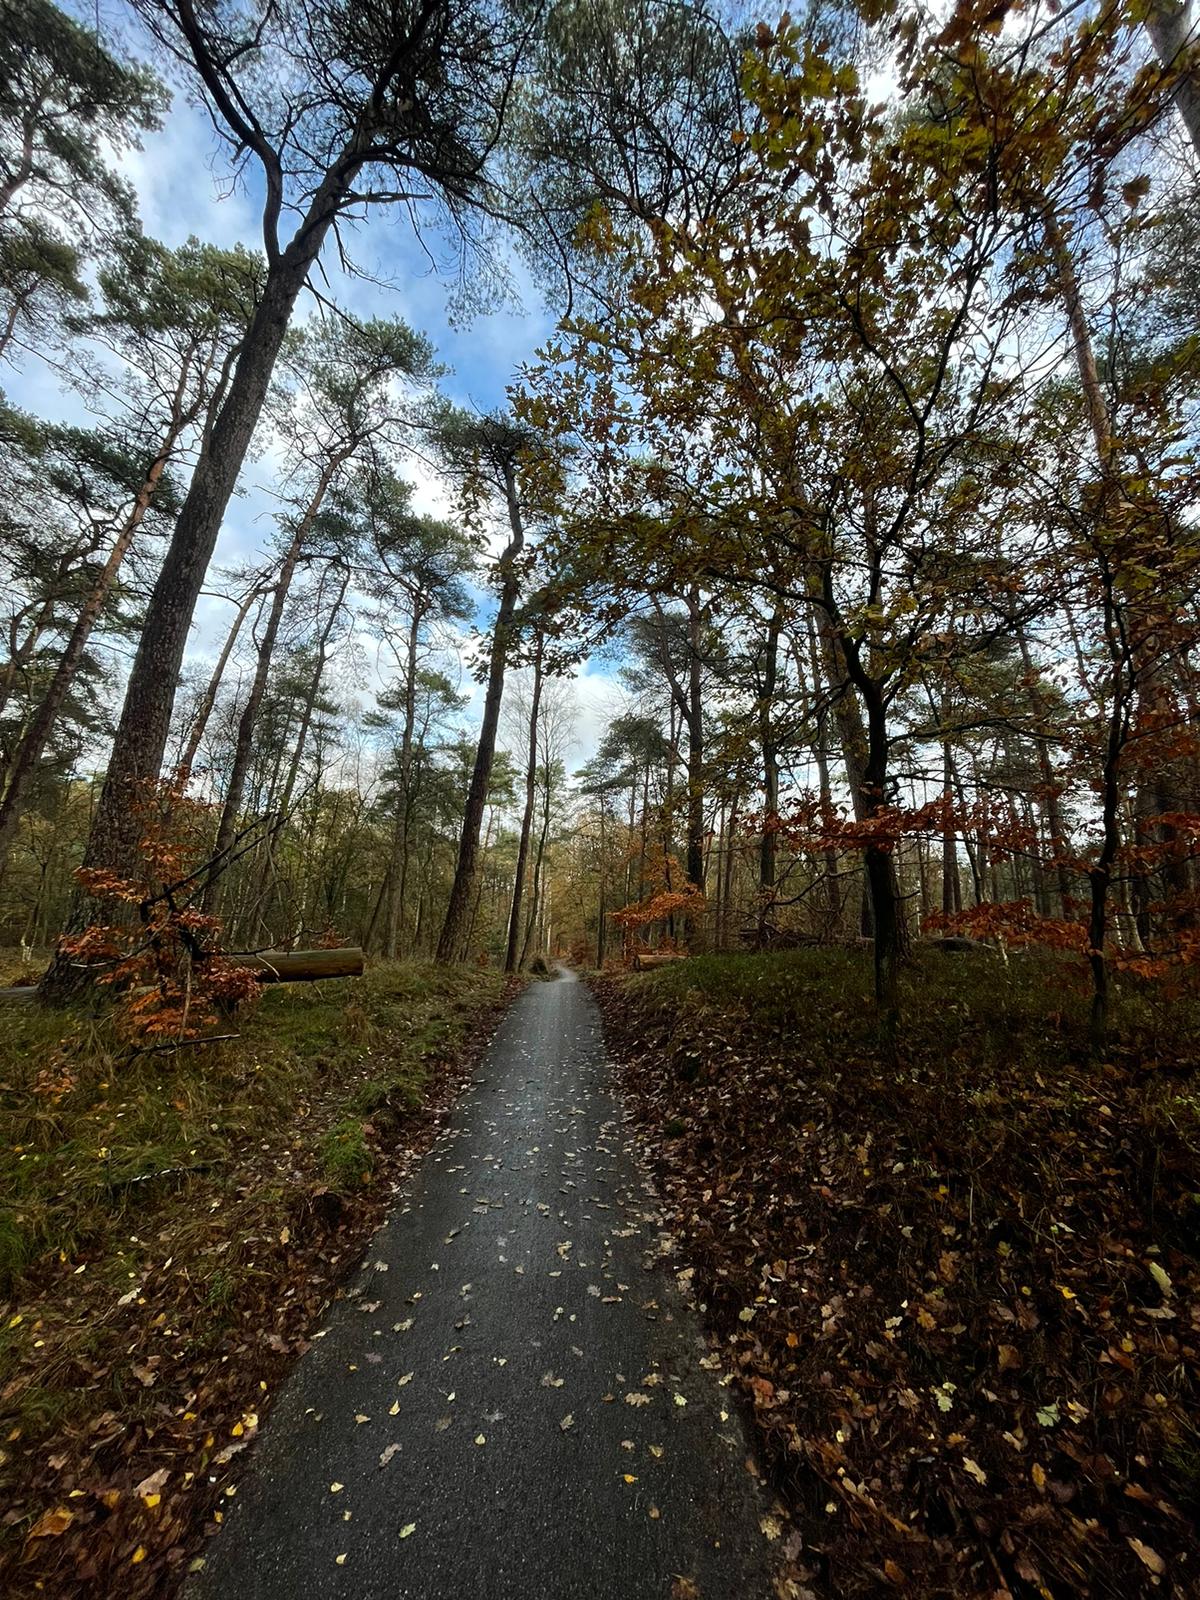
204, 453, 345, 914
1043, 197, 1191, 935
824, 564, 900, 1036
202, 534, 304, 913
0, 422, 179, 882
505, 634, 544, 972
41, 194, 348, 1000
860, 683, 900, 1041
596, 796, 607, 968
0, 567, 84, 722
436, 467, 524, 963
1145, 0, 1200, 154
941, 740, 957, 916
808, 588, 874, 935
277, 568, 350, 819
1015, 625, 1073, 916
685, 586, 706, 904
464, 809, 497, 957
650, 591, 705, 944
384, 602, 426, 959
758, 608, 781, 943
179, 581, 263, 780
520, 757, 553, 969
804, 609, 843, 930
722, 789, 739, 950
247, 567, 349, 946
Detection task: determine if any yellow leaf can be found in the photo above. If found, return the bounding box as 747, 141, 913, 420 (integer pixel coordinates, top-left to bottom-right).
27, 1507, 74, 1539
1128, 1538, 1165, 1576
131, 1547, 147, 1565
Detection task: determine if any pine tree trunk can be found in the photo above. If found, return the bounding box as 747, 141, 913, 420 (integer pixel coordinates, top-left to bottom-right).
436, 467, 524, 963
505, 634, 543, 972
384, 603, 426, 960
520, 760, 553, 969
201, 533, 304, 914
596, 796, 607, 968
1145, 0, 1200, 154
40, 195, 349, 1000
179, 581, 263, 780
0, 422, 179, 882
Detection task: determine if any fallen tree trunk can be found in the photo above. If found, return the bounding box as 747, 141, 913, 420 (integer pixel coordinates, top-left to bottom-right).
0, 946, 366, 1004
224, 947, 365, 982
631, 950, 687, 972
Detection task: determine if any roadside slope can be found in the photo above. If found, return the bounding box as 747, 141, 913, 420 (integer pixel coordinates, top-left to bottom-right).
1, 962, 510, 1598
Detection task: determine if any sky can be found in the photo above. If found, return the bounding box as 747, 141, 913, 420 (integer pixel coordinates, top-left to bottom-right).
6, 3, 624, 777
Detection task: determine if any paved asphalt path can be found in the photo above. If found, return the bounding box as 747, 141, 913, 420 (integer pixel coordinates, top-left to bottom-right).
188, 968, 778, 1600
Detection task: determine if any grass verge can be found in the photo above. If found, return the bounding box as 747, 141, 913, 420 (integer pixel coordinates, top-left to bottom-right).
595, 948, 1200, 1600
0, 960, 513, 1597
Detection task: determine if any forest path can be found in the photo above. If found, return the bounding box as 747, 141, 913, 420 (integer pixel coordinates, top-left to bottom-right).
187, 967, 778, 1600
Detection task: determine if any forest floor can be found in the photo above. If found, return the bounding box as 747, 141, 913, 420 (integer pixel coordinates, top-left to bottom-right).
0, 959, 513, 1598
594, 948, 1200, 1600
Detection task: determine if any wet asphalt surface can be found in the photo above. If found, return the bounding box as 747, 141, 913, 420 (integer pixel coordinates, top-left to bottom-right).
187, 968, 778, 1600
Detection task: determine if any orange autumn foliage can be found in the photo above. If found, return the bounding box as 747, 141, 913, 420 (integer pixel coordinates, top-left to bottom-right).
57, 775, 261, 1042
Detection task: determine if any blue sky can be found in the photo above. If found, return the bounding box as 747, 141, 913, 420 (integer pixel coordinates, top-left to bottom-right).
6, 5, 622, 771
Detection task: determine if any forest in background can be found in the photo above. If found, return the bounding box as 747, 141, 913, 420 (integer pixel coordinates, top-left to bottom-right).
2, 0, 1200, 1593
1, 0, 1199, 1057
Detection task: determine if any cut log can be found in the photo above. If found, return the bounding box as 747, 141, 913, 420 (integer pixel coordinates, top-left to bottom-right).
631, 950, 687, 972
228, 947, 365, 982
0, 946, 365, 1004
